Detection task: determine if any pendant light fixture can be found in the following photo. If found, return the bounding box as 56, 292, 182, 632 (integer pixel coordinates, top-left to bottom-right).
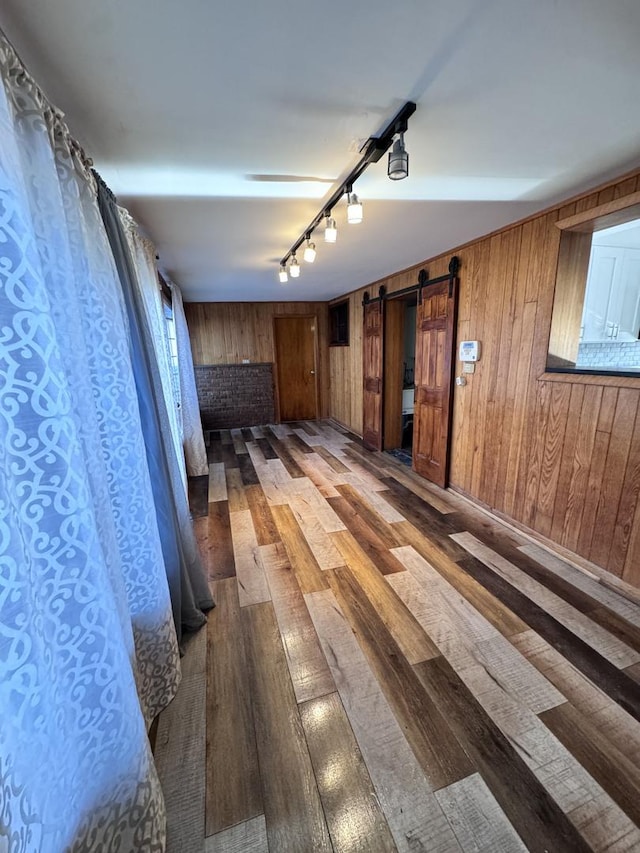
289, 253, 300, 278
303, 237, 316, 263
387, 132, 409, 180
324, 214, 337, 243
346, 190, 363, 224
278, 264, 288, 283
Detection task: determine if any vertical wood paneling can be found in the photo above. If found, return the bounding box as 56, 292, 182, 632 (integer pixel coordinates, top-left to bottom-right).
324, 170, 640, 585
184, 302, 329, 418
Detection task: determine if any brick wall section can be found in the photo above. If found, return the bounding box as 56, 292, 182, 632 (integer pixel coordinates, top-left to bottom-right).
194, 363, 275, 429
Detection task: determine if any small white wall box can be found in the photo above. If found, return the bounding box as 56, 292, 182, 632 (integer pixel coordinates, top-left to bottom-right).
459, 340, 481, 362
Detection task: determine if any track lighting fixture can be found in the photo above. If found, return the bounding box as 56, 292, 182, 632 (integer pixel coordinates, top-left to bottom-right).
346, 190, 363, 224
277, 100, 415, 276
278, 264, 288, 283
388, 132, 409, 180
324, 215, 337, 243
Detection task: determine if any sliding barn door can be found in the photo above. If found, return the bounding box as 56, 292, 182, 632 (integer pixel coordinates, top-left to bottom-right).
362, 299, 384, 450
413, 279, 458, 487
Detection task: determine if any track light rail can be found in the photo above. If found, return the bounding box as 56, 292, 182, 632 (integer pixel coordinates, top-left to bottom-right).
279, 101, 416, 270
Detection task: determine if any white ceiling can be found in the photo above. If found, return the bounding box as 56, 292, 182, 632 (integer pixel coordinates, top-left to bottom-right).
2, 0, 640, 302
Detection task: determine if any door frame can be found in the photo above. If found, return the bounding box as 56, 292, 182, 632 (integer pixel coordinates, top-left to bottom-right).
362, 256, 460, 485
273, 313, 319, 422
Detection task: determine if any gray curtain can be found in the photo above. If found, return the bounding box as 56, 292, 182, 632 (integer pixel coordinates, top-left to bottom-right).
95, 174, 213, 642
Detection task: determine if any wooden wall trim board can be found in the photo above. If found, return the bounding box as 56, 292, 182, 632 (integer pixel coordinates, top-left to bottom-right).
325, 168, 640, 588
554, 189, 640, 232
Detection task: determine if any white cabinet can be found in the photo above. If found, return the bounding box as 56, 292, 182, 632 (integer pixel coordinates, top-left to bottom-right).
582, 245, 640, 342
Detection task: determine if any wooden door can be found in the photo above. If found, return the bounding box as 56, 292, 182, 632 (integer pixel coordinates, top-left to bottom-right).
413, 279, 458, 486
362, 299, 384, 450
274, 316, 318, 421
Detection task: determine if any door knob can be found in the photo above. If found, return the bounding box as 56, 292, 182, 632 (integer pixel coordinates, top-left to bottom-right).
310, 370, 315, 375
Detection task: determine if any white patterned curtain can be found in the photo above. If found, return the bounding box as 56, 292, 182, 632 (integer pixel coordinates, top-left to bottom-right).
170, 281, 208, 476
0, 33, 180, 852
119, 212, 187, 489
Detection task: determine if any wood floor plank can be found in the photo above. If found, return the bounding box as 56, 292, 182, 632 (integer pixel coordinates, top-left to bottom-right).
453, 532, 640, 668
453, 552, 640, 725
238, 452, 260, 486
245, 483, 279, 546
299, 693, 397, 853
208, 462, 227, 503
226, 467, 249, 512
230, 509, 270, 606
312, 443, 352, 473
220, 444, 239, 469
285, 446, 350, 492
256, 436, 279, 460
346, 483, 407, 524
205, 579, 262, 835
286, 479, 347, 532
261, 541, 335, 703
194, 503, 235, 581
286, 433, 315, 455
326, 566, 475, 790
331, 530, 439, 665
304, 589, 463, 853
379, 478, 468, 561
188, 474, 209, 519
334, 483, 404, 549
288, 496, 345, 570
242, 602, 333, 853
265, 431, 306, 477
625, 661, 640, 684
241, 428, 255, 442
328, 498, 406, 575
389, 546, 564, 714
540, 702, 640, 840
205, 816, 268, 853
390, 521, 528, 637
434, 773, 527, 853
414, 657, 592, 853
384, 465, 459, 515
519, 543, 640, 626
271, 503, 329, 594
157, 669, 207, 853
295, 420, 319, 436
512, 629, 640, 768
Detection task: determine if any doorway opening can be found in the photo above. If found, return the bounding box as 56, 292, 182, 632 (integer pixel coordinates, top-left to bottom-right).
383, 293, 416, 464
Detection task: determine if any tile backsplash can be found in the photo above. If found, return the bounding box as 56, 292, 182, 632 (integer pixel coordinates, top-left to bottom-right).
576, 340, 640, 370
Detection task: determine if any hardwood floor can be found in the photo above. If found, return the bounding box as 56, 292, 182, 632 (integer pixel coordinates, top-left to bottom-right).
157, 420, 640, 852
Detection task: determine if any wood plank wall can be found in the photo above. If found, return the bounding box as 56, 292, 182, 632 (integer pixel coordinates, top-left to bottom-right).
184, 302, 330, 418
329, 291, 364, 434
328, 170, 640, 587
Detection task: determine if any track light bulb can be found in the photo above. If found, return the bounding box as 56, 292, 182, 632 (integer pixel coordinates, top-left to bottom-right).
289, 255, 300, 278
388, 132, 409, 180
324, 215, 337, 243
278, 264, 288, 283
347, 192, 363, 224
303, 240, 316, 263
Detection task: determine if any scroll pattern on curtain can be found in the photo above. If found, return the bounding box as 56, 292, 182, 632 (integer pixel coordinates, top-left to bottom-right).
0, 31, 179, 852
